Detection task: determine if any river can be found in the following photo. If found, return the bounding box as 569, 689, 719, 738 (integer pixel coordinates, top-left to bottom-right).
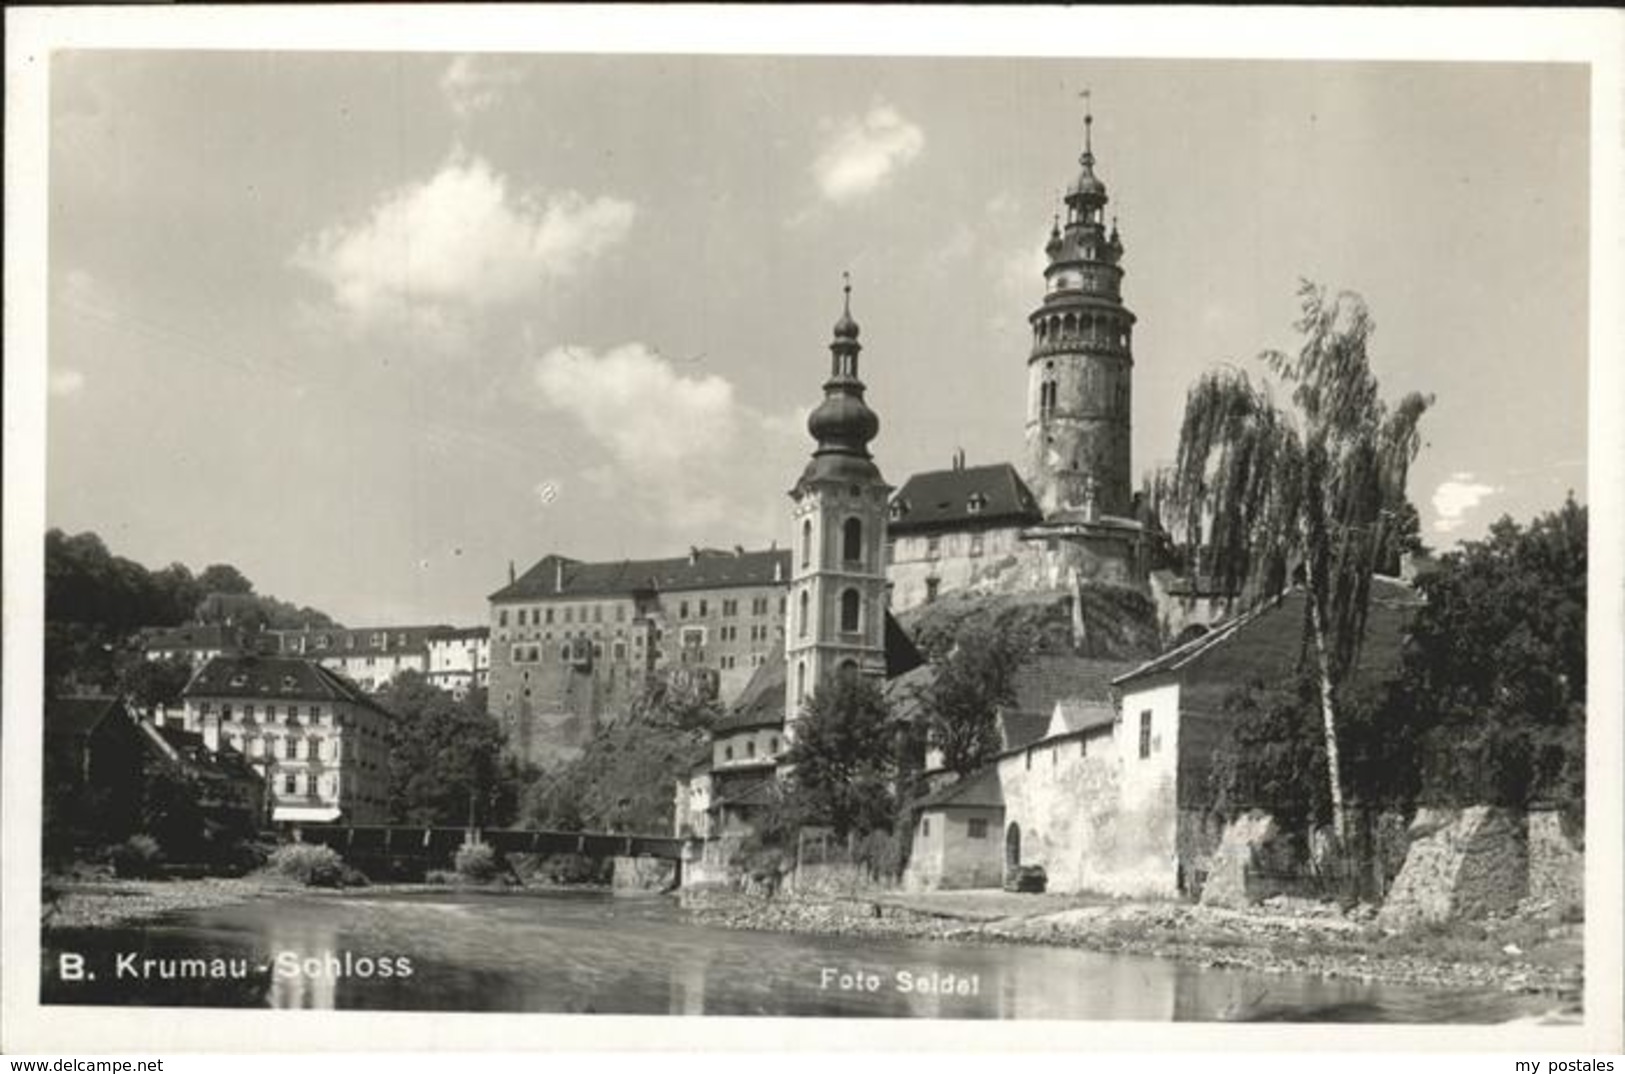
40, 889, 1545, 1021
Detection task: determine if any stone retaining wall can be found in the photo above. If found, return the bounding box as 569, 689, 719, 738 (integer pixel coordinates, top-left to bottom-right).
1378, 806, 1528, 930
1526, 808, 1583, 918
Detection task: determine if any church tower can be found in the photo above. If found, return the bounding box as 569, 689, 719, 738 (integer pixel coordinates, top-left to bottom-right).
1023, 100, 1137, 521
785, 277, 892, 733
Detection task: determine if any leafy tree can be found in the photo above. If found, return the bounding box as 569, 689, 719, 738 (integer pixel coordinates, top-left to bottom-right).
783, 674, 897, 839
1167, 281, 1430, 842
921, 620, 1034, 776
379, 674, 518, 828
197, 563, 255, 596
1397, 497, 1586, 810
119, 656, 195, 719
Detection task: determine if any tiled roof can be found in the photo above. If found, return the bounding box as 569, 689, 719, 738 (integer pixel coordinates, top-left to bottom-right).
711, 777, 780, 810
1051, 698, 1116, 735
45, 696, 125, 737
715, 652, 786, 733
914, 764, 1003, 811
997, 710, 1051, 752
1010, 654, 1136, 714
428, 626, 489, 642
184, 654, 385, 712
1113, 577, 1422, 710
491, 548, 791, 602
888, 463, 1042, 534
272, 625, 452, 656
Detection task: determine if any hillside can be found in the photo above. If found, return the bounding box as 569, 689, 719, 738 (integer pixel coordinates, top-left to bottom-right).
522, 716, 709, 836
898, 584, 1162, 663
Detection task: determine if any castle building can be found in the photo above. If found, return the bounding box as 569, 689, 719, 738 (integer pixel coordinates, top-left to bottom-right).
886, 103, 1155, 613
487, 547, 790, 766
425, 626, 490, 697
784, 278, 893, 730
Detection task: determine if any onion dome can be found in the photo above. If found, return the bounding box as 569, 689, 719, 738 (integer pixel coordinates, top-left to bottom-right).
801, 275, 881, 484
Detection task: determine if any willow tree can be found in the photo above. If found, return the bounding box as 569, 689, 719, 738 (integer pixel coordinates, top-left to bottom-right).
1169, 281, 1431, 843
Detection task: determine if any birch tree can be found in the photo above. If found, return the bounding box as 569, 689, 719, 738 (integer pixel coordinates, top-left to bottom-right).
1168, 281, 1431, 843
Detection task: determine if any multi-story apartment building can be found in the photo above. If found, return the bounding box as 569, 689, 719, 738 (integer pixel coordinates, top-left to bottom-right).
426, 627, 490, 697
488, 547, 790, 766
181, 654, 392, 825
269, 625, 450, 692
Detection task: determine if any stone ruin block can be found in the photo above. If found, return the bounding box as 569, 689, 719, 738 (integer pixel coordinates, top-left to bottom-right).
1200, 810, 1294, 907
1525, 808, 1583, 919
1377, 806, 1528, 930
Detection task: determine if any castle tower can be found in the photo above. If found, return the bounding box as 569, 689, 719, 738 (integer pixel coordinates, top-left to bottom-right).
785, 277, 892, 733
1023, 99, 1137, 520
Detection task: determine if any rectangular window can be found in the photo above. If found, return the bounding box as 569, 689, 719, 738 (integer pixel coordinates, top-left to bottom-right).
593, 606, 602, 623
679, 601, 689, 619
518, 609, 528, 626
564, 607, 573, 624
699, 599, 709, 617
968, 818, 988, 839
1139, 710, 1153, 759
886, 538, 896, 564
970, 532, 985, 557
922, 819, 931, 837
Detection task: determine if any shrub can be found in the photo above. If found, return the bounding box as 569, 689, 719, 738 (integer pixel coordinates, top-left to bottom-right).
454, 841, 501, 883
111, 835, 163, 879
268, 843, 349, 888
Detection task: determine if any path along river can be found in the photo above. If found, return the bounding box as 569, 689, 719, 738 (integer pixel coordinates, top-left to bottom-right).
41, 889, 1550, 1021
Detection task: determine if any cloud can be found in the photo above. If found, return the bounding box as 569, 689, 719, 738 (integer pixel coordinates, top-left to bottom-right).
529, 343, 802, 534
293, 152, 635, 339
1431, 472, 1500, 534
440, 55, 523, 118
814, 104, 924, 203
49, 368, 86, 397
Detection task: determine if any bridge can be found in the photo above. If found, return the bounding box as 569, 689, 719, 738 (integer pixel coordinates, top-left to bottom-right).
295, 824, 686, 866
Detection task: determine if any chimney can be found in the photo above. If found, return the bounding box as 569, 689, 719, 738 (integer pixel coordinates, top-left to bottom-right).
774, 559, 783, 582
953, 448, 966, 471
554, 558, 564, 592
689, 546, 700, 565
508, 560, 516, 585
734, 545, 745, 557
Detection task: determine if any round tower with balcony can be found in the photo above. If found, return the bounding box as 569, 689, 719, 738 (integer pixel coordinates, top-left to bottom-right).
1024, 100, 1137, 521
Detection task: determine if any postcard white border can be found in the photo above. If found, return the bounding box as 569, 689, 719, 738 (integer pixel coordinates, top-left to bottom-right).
4, 3, 1622, 1055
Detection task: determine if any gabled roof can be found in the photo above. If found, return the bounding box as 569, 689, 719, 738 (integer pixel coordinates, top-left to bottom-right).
1113, 577, 1423, 711
491, 548, 791, 602
915, 764, 1003, 811
714, 651, 786, 734
1011, 654, 1135, 714
996, 710, 1051, 752
45, 696, 127, 738
888, 462, 1042, 534
184, 654, 386, 712
1047, 697, 1116, 738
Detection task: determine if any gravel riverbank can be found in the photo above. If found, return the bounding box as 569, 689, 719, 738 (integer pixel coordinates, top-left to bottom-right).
680, 889, 1584, 1007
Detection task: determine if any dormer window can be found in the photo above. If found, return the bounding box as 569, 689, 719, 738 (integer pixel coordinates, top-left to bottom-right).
967, 493, 988, 515
280, 675, 297, 690
889, 498, 911, 521
229, 674, 248, 688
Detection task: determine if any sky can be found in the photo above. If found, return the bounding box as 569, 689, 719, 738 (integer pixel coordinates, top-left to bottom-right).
45, 52, 1591, 627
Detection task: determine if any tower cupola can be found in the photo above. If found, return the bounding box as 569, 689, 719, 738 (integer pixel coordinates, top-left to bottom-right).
803, 275, 880, 483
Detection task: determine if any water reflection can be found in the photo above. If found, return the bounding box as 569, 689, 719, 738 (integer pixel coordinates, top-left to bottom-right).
40, 890, 1544, 1022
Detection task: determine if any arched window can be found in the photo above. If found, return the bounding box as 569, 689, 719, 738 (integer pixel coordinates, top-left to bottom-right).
837, 658, 858, 682
796, 661, 806, 702
798, 590, 809, 638
839, 589, 861, 633
800, 519, 812, 568
842, 518, 863, 564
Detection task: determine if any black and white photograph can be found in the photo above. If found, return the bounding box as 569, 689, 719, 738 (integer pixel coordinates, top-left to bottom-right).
4, 5, 1621, 1055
